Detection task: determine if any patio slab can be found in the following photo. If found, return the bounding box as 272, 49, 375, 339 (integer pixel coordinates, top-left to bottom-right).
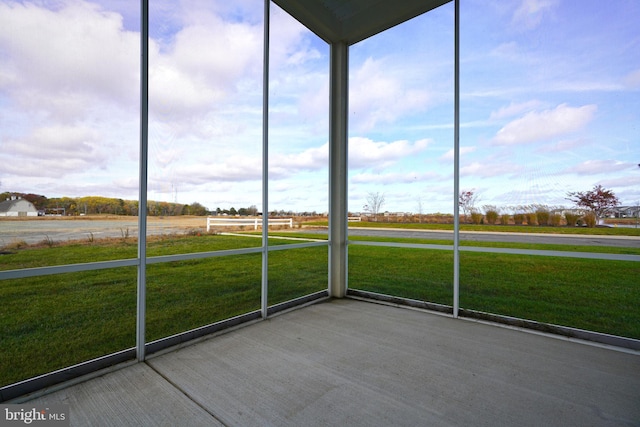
28, 298, 640, 426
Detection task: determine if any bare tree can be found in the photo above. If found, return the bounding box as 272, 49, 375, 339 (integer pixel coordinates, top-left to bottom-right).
458, 190, 478, 222
364, 192, 385, 222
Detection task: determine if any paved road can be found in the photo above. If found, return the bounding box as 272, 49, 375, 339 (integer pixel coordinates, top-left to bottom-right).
2, 219, 638, 248
303, 227, 640, 248
0, 219, 196, 245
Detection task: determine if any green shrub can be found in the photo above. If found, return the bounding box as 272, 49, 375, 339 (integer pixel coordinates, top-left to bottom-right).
550, 213, 563, 227
525, 213, 538, 226
513, 213, 525, 225
485, 210, 499, 225
565, 213, 580, 227
536, 209, 550, 226
500, 214, 510, 225
470, 212, 484, 225
584, 212, 597, 228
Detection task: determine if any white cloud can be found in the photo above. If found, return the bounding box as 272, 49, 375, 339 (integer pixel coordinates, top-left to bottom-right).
170, 137, 434, 183
492, 104, 597, 145
0, 0, 266, 127
0, 125, 107, 179
148, 13, 262, 120
564, 160, 634, 176
3, 125, 100, 160
489, 100, 543, 120
0, 0, 637, 213
149, 64, 224, 117
440, 146, 477, 161
490, 41, 520, 59
171, 155, 263, 185
349, 137, 431, 169
1, 158, 96, 179
349, 58, 431, 132
269, 137, 432, 175
535, 138, 584, 153
460, 161, 521, 178
0, 1, 139, 118
269, 5, 322, 69
351, 171, 440, 185
160, 140, 327, 187
271, 143, 328, 175
511, 0, 557, 31
544, 81, 622, 93
598, 175, 640, 189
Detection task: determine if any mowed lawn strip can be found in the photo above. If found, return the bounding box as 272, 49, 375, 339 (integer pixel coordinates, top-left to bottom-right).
267, 232, 640, 255
303, 220, 640, 236
0, 235, 326, 387
1, 233, 638, 388
348, 245, 639, 339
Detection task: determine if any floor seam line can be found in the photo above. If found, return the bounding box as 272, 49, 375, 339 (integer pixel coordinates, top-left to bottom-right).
145, 360, 230, 427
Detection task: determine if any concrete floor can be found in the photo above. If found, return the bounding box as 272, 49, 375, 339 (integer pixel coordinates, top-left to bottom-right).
28, 299, 640, 426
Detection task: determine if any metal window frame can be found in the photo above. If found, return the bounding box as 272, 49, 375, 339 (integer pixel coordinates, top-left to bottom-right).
3, 0, 640, 404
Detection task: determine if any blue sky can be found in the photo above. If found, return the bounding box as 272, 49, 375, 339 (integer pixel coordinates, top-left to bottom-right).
0, 0, 638, 214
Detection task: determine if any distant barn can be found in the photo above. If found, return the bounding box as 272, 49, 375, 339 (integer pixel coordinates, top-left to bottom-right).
0, 196, 38, 217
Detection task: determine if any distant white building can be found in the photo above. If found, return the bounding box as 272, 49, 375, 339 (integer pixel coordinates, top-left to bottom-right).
0, 196, 38, 217
611, 206, 640, 218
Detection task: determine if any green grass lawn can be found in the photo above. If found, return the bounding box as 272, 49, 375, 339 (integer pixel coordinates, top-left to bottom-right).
0, 232, 638, 387
0, 235, 328, 386
0, 267, 138, 387
348, 245, 639, 339
303, 220, 640, 236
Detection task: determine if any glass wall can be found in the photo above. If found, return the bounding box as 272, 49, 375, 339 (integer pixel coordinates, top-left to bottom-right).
268, 246, 328, 306
0, 268, 137, 387
347, 3, 455, 303
0, 1, 141, 389
345, 0, 640, 342
349, 245, 453, 305
267, 4, 329, 244
146, 254, 262, 342
457, 0, 640, 339
1, 0, 638, 397
147, 0, 264, 248
459, 253, 640, 338
0, 0, 331, 392
0, 0, 140, 260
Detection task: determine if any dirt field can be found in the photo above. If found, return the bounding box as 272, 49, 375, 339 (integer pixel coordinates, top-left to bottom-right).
0, 215, 212, 245
0, 215, 315, 247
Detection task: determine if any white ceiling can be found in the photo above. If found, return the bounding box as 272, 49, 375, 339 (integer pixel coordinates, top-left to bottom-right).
272, 0, 452, 45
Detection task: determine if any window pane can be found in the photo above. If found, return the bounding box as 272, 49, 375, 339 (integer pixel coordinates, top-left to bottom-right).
349, 4, 454, 222
459, 0, 640, 338
267, 4, 329, 243
0, 268, 137, 387
268, 246, 328, 306
459, 0, 639, 230
0, 2, 140, 262
147, 0, 264, 248
349, 246, 453, 306
346, 4, 455, 305
459, 253, 640, 339
146, 233, 261, 257
146, 254, 261, 342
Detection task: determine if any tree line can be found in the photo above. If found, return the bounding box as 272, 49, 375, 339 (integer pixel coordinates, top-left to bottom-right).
1, 192, 209, 216
361, 185, 624, 228
2, 191, 318, 218
458, 185, 622, 227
